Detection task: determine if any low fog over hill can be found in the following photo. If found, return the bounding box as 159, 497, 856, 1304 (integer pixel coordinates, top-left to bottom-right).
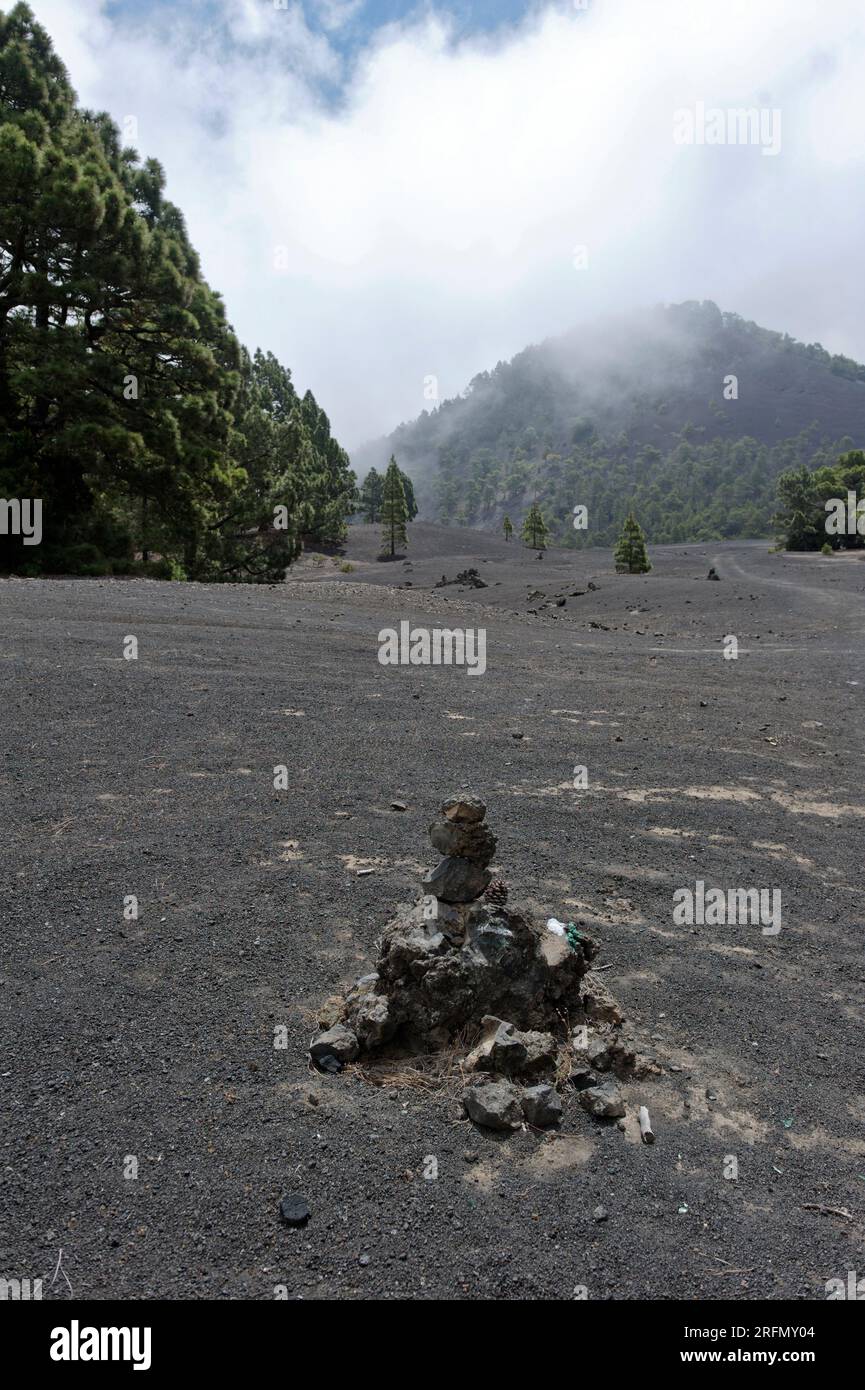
352, 301, 865, 546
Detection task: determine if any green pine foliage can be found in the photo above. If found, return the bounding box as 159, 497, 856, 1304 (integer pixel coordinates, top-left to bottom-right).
400, 470, 419, 521
360, 301, 865, 547
775, 449, 865, 550
503, 514, 513, 540
0, 3, 353, 580
359, 467, 383, 521
521, 502, 549, 549
360, 465, 416, 523
614, 511, 652, 572
380, 455, 408, 557
298, 389, 355, 544
420, 427, 859, 548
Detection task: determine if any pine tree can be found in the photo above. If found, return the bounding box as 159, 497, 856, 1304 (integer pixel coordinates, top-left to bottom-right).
380, 456, 408, 557
614, 511, 652, 573
0, 4, 244, 575
436, 446, 459, 523
521, 502, 549, 550
400, 469, 418, 520
365, 464, 416, 528
299, 390, 356, 543
503, 515, 513, 541
360, 468, 383, 522
0, 3, 354, 581
216, 348, 313, 582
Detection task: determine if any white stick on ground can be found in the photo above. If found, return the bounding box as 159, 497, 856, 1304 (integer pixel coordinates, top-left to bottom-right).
639, 1106, 655, 1144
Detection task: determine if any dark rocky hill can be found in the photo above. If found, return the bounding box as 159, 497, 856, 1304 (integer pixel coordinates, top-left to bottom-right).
351, 301, 865, 546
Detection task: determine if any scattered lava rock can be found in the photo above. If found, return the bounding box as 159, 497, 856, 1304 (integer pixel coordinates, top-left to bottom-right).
463, 1078, 524, 1131
466, 1016, 557, 1079
579, 1081, 626, 1119
435, 568, 488, 589
521, 1083, 563, 1128
309, 1024, 359, 1065
280, 1195, 311, 1227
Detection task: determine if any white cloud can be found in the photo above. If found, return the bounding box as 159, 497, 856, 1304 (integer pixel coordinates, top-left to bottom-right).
26, 0, 865, 448
312, 0, 363, 32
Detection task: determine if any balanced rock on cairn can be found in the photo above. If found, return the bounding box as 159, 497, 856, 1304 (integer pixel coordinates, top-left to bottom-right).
308, 794, 649, 1131
422, 796, 495, 904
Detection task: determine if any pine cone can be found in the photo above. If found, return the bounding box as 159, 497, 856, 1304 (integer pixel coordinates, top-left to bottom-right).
485, 878, 508, 908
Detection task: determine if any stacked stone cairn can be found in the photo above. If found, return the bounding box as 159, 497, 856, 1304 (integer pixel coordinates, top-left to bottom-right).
423, 794, 495, 904
309, 795, 652, 1132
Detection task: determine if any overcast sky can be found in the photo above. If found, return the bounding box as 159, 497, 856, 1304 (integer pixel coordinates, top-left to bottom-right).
26, 0, 865, 449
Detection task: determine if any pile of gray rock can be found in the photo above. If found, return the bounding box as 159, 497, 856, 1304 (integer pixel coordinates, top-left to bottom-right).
462, 1017, 562, 1130
309, 795, 650, 1132
434, 568, 488, 589
422, 794, 495, 905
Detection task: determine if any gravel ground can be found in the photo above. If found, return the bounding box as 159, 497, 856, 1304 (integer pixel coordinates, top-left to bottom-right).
1, 530, 864, 1301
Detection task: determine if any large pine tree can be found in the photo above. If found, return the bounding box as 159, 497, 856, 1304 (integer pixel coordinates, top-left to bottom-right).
361, 465, 416, 524
0, 3, 353, 580
521, 502, 549, 549
774, 450, 865, 551
299, 390, 355, 544
380, 456, 408, 557
614, 511, 652, 572
400, 469, 418, 520
360, 468, 383, 522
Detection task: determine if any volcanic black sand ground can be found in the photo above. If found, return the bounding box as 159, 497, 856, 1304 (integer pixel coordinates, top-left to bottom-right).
2, 525, 864, 1301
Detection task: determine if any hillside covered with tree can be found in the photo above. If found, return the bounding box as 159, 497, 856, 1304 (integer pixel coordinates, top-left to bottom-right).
353, 300, 865, 548
775, 449, 865, 551
0, 3, 354, 579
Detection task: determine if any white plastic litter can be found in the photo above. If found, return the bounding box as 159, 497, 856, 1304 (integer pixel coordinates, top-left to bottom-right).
546, 917, 566, 936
